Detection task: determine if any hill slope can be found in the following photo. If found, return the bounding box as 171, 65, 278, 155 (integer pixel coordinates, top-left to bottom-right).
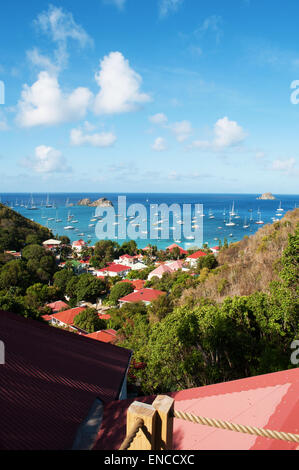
0, 204, 53, 252
180, 208, 299, 304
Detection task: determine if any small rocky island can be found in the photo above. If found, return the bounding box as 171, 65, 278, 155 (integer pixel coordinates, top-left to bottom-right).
256, 192, 276, 200
77, 197, 114, 207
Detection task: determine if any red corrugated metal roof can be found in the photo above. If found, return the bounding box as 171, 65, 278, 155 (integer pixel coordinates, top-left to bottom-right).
119, 288, 165, 303
0, 310, 131, 450
46, 300, 69, 313
93, 367, 299, 450
85, 330, 117, 344
50, 306, 85, 326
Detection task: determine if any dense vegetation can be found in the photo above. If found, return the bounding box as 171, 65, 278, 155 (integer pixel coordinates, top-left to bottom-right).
117, 216, 299, 394
0, 204, 53, 252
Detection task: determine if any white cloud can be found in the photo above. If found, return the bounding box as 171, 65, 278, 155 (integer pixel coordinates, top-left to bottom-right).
70, 127, 116, 147
149, 113, 168, 125
170, 120, 192, 142
195, 15, 223, 44
272, 158, 296, 173
22, 145, 71, 173
29, 5, 93, 72
159, 0, 184, 18
94, 51, 150, 115
0, 112, 9, 131
190, 117, 246, 150
103, 0, 126, 9
213, 116, 247, 148
16, 71, 92, 127
152, 137, 167, 151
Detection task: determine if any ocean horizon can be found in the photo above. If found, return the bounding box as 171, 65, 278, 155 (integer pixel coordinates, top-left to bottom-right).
2, 192, 299, 250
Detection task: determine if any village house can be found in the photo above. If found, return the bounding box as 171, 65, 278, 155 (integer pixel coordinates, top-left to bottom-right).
166, 243, 188, 256
97, 263, 131, 278
46, 300, 69, 314
186, 250, 207, 268
4, 250, 22, 259
44, 306, 86, 331
119, 288, 165, 306
147, 259, 186, 280
42, 239, 62, 251
84, 329, 117, 344
72, 239, 87, 252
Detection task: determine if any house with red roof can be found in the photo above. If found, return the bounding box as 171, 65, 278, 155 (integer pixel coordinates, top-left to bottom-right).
119, 279, 146, 290
0, 310, 132, 450
166, 243, 188, 256
46, 306, 86, 330
85, 329, 117, 344
97, 263, 131, 278
42, 239, 62, 251
46, 300, 69, 314
119, 288, 165, 306
72, 239, 87, 252
211, 246, 220, 255
186, 250, 207, 267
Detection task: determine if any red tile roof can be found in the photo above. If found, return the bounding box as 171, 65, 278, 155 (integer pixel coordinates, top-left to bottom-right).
50, 307, 86, 326
0, 310, 132, 450
119, 288, 165, 303
93, 367, 299, 450
187, 250, 207, 259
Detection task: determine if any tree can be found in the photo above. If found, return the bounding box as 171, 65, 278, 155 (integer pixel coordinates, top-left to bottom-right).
53, 269, 76, 292
121, 240, 137, 256
73, 308, 107, 333
109, 282, 134, 305
0, 260, 30, 292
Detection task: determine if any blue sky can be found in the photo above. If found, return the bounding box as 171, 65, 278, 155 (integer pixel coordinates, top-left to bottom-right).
0, 0, 299, 194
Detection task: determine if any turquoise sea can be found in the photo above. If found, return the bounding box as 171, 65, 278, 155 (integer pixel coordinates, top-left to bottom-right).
1, 193, 298, 250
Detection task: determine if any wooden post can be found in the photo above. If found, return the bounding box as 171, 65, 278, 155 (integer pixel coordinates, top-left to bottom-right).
152, 395, 174, 450
126, 401, 157, 450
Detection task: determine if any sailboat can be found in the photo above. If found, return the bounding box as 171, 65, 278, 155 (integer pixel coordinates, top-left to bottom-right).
277, 201, 283, 212
208, 209, 215, 219
45, 194, 52, 208
243, 217, 249, 228
55, 211, 62, 223
27, 194, 38, 210
230, 201, 236, 217
255, 211, 264, 225
225, 214, 235, 227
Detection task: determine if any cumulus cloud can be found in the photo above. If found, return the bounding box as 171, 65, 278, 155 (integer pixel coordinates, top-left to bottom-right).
170, 120, 193, 142
272, 158, 296, 173
159, 0, 184, 18
149, 113, 168, 125
213, 117, 247, 148
190, 117, 246, 150
70, 127, 116, 147
152, 137, 167, 151
22, 145, 71, 173
16, 71, 92, 127
94, 51, 150, 115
